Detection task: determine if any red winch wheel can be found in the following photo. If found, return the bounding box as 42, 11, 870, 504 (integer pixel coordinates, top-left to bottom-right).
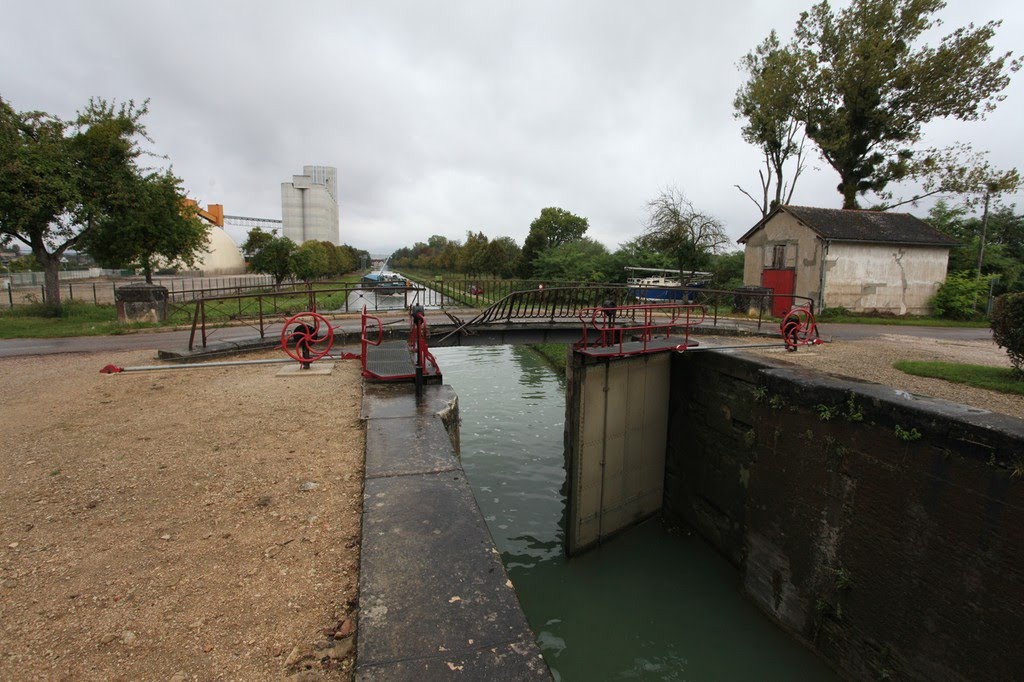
281, 312, 334, 364
780, 305, 821, 351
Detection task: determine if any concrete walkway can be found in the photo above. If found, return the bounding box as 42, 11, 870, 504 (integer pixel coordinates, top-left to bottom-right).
357, 382, 550, 680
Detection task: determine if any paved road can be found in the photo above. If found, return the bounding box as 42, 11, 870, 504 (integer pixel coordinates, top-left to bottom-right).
820, 322, 993, 343
0, 330, 197, 358
0, 318, 994, 360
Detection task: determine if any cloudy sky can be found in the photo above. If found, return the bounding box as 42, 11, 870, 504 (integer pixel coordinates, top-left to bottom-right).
3, 0, 1022, 256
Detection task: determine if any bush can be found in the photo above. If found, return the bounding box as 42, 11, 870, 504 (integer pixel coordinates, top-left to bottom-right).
991, 293, 1024, 377
931, 272, 990, 319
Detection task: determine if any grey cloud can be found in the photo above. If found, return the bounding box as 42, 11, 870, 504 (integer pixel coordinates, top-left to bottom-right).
2, 0, 1022, 254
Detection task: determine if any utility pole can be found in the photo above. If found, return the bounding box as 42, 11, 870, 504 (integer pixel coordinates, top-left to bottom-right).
976, 185, 992, 278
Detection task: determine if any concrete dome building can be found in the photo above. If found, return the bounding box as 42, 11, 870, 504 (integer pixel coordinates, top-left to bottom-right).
183, 200, 246, 275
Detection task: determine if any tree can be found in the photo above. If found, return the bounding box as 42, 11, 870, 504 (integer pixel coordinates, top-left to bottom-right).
482, 236, 521, 278
755, 0, 1019, 209
734, 31, 808, 218
709, 250, 746, 289
519, 207, 589, 276
243, 229, 295, 285
533, 238, 611, 282
290, 241, 329, 282
241, 227, 275, 260
317, 240, 343, 277
83, 170, 209, 283
930, 201, 1024, 295
640, 188, 731, 276
0, 96, 150, 308
457, 231, 490, 275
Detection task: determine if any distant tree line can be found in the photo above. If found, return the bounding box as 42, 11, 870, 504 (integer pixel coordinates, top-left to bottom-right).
390, 193, 745, 288
241, 229, 370, 285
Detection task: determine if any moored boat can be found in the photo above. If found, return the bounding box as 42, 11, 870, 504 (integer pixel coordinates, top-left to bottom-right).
361, 259, 408, 294
625, 267, 711, 302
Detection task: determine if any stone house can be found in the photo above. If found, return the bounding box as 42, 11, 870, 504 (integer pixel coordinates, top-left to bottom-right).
737, 205, 957, 316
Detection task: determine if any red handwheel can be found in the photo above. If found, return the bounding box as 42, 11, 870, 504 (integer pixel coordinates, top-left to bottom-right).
780, 305, 820, 351
281, 312, 334, 364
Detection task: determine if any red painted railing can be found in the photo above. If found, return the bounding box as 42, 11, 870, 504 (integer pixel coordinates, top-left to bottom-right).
575, 302, 707, 357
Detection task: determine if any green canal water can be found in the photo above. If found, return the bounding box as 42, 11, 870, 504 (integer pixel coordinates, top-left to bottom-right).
432, 345, 837, 682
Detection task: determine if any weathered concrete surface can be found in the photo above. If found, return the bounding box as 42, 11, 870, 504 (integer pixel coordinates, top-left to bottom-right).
564, 352, 670, 555
664, 349, 1024, 681
357, 383, 550, 681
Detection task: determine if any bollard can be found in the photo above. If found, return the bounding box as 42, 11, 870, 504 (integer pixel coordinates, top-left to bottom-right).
410, 304, 426, 397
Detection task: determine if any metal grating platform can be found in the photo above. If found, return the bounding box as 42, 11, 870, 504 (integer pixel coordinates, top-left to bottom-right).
364, 341, 443, 383
576, 336, 699, 357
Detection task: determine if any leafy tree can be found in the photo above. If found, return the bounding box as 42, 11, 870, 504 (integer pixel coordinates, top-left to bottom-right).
336, 244, 365, 275
6, 254, 39, 272
483, 236, 522, 278
709, 250, 746, 289
931, 271, 990, 319
734, 31, 807, 218
599, 237, 676, 284
317, 240, 343, 276
0, 96, 149, 308
750, 0, 1020, 209
931, 201, 1024, 294
290, 241, 329, 282
533, 238, 611, 282
519, 207, 589, 276
990, 293, 1024, 377
640, 187, 731, 276
243, 229, 295, 285
83, 170, 209, 283
458, 231, 490, 275
241, 228, 275, 259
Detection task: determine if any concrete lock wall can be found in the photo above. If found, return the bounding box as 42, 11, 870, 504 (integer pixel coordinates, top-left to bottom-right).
565, 351, 670, 555
663, 350, 1024, 681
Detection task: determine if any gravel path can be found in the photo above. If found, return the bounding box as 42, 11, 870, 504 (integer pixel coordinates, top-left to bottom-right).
747, 332, 1023, 419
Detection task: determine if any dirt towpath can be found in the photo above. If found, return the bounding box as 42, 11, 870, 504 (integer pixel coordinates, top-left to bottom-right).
0, 350, 364, 681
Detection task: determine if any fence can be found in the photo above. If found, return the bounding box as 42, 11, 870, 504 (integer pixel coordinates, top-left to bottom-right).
186, 282, 442, 350
184, 276, 813, 350
3, 273, 279, 308
402, 275, 812, 330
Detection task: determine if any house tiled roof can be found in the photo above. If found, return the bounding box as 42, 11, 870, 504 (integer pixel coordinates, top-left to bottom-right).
738, 205, 959, 246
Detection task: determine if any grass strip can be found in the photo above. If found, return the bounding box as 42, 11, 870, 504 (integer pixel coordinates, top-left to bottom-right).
528, 343, 569, 376
0, 303, 161, 338
819, 312, 989, 327
894, 360, 1024, 396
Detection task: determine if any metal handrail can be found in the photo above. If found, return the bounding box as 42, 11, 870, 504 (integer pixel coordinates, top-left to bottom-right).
576, 303, 707, 356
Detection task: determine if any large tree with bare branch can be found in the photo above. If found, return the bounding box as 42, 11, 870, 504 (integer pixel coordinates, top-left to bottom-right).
737, 0, 1019, 210
640, 187, 731, 278
734, 31, 807, 219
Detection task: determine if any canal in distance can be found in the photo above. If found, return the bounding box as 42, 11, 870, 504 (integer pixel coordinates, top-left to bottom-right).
432, 345, 836, 681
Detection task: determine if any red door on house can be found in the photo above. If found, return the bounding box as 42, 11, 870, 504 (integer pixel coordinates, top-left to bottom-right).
761, 269, 795, 317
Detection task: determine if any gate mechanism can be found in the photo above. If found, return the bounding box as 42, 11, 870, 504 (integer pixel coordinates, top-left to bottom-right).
780, 304, 822, 351
281, 311, 334, 368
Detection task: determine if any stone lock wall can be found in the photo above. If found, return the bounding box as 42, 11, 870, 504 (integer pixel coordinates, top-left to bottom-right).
664, 351, 1024, 680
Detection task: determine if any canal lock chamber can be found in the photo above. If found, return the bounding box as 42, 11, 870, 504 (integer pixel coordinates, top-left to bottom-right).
436, 344, 1024, 681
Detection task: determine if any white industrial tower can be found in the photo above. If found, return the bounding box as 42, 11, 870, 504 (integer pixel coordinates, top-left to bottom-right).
281, 165, 340, 245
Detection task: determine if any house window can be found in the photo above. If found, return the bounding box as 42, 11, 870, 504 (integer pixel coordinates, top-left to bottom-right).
771, 244, 787, 269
